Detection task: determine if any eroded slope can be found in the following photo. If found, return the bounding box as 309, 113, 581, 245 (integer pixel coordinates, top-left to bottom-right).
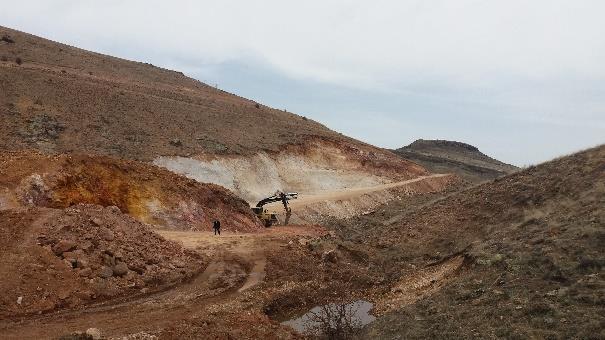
0, 152, 261, 231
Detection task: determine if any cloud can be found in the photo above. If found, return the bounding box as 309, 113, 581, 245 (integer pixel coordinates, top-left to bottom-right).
2, 1, 604, 164
6, 1, 605, 84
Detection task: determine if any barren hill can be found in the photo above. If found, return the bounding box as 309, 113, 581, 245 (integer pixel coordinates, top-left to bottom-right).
330, 145, 605, 338
394, 139, 518, 183
0, 26, 427, 202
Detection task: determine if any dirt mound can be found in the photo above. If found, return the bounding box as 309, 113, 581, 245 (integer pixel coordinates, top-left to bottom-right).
0, 204, 205, 318
331, 145, 605, 339
395, 139, 518, 183
0, 152, 262, 232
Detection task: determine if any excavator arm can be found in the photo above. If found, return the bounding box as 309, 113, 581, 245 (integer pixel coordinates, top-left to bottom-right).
255, 192, 298, 208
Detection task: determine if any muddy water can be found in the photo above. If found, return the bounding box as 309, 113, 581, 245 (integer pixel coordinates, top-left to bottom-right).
281, 300, 375, 335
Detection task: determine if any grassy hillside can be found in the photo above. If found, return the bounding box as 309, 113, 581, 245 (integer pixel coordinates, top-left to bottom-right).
330, 145, 604, 339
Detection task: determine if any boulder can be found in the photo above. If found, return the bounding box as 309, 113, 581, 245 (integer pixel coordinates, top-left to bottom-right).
79, 267, 93, 277
85, 328, 101, 340
90, 218, 103, 226
98, 266, 113, 278
322, 249, 339, 263
113, 262, 129, 276
99, 227, 114, 241
53, 240, 77, 255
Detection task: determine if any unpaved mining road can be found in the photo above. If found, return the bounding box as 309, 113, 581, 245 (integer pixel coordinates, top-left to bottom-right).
265, 174, 451, 212
0, 226, 325, 339
265, 174, 449, 210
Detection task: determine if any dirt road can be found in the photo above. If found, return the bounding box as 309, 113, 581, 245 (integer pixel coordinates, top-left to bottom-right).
0, 226, 325, 339
264, 174, 450, 211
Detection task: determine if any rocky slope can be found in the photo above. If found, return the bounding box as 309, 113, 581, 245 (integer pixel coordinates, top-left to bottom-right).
329, 145, 604, 339
0, 205, 205, 318
0, 26, 427, 202
394, 139, 518, 183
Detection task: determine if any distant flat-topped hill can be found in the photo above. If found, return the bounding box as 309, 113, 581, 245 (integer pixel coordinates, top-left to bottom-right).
394, 139, 518, 182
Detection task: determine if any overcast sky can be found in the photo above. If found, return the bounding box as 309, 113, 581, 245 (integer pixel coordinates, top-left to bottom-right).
3, 1, 605, 165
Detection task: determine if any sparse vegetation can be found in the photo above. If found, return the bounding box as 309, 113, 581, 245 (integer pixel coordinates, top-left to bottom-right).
303, 303, 363, 339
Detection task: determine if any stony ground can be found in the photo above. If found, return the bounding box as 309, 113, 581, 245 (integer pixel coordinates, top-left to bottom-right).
1, 24, 602, 340
0, 224, 375, 339
0, 146, 602, 339
0, 205, 205, 319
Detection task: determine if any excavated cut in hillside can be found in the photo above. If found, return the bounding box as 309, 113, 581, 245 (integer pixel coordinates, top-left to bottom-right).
394, 139, 518, 183
0, 152, 262, 232
341, 145, 604, 339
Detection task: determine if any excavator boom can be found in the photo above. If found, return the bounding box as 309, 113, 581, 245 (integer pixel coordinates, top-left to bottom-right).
255, 192, 298, 207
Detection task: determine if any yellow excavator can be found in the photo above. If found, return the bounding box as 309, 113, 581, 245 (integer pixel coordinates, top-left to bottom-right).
251, 191, 298, 227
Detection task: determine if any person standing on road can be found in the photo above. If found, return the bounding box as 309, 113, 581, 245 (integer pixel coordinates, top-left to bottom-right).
213, 220, 221, 235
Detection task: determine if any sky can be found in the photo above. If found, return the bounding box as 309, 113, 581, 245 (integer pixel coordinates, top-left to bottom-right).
2, 0, 604, 165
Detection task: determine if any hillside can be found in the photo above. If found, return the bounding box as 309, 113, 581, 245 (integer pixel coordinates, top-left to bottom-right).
0, 26, 427, 203
394, 139, 518, 183
0, 152, 261, 232
0, 26, 334, 159
328, 145, 604, 339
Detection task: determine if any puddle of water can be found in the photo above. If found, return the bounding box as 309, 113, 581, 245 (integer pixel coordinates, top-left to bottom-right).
281, 300, 375, 335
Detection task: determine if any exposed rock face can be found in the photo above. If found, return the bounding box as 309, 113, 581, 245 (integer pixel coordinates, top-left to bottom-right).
0, 152, 262, 232
0, 25, 426, 185
154, 139, 426, 203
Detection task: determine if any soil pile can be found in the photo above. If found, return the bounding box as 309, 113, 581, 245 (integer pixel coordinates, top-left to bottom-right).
395, 139, 518, 182
0, 204, 205, 318
0, 152, 262, 232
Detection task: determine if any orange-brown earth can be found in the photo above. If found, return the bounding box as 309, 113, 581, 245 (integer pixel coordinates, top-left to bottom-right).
0, 151, 261, 232
3, 24, 599, 340
0, 205, 205, 319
